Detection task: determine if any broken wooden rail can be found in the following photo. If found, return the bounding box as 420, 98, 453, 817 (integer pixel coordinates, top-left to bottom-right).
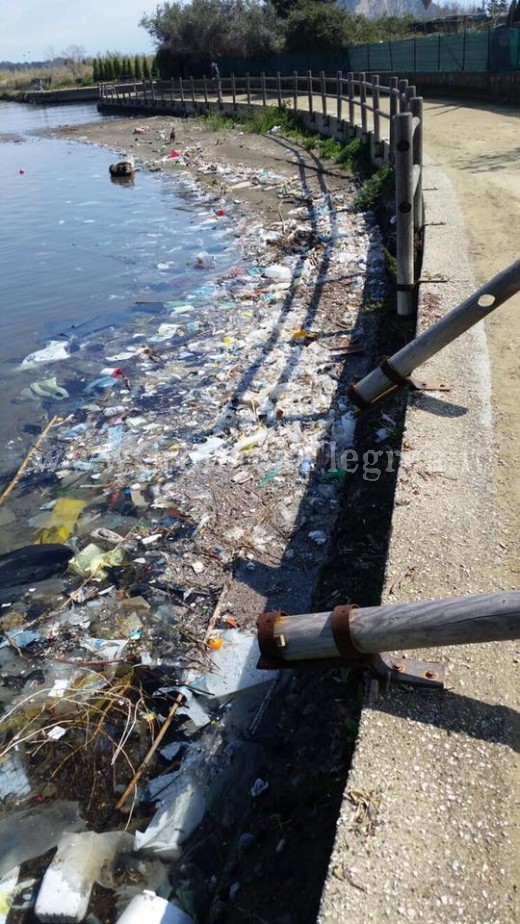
348, 258, 520, 410
257, 590, 520, 672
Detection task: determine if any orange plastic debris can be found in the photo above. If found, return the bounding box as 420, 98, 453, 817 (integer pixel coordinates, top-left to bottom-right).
223, 615, 239, 629
208, 637, 224, 650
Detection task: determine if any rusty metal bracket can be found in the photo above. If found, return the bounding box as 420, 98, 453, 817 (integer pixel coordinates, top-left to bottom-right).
380, 358, 451, 396
407, 377, 451, 394
370, 653, 445, 689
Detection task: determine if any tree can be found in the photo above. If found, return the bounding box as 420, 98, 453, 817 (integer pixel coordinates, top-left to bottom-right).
142, 55, 151, 78
486, 0, 508, 21
270, 0, 307, 18
62, 44, 87, 80
92, 58, 100, 82
112, 55, 122, 78
104, 57, 115, 81
134, 54, 142, 78
141, 0, 282, 76
284, 1, 349, 50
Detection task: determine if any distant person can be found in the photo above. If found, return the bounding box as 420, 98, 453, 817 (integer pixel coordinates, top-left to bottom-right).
210, 60, 220, 81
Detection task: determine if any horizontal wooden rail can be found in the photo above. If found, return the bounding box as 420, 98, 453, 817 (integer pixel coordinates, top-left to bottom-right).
349, 258, 520, 408
257, 590, 520, 666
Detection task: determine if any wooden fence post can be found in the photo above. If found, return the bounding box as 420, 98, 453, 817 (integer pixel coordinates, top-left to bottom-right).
276, 71, 282, 108
179, 76, 185, 108
217, 76, 223, 108
389, 75, 398, 159
190, 76, 196, 107
320, 70, 327, 120
410, 96, 424, 231
246, 72, 251, 106
399, 77, 409, 112
348, 259, 520, 408
293, 71, 298, 111
150, 79, 155, 103
372, 73, 381, 155
307, 70, 314, 121
336, 70, 343, 123
348, 71, 355, 131
360, 72, 368, 136
261, 71, 267, 106
231, 72, 237, 109
203, 76, 208, 107
395, 112, 415, 317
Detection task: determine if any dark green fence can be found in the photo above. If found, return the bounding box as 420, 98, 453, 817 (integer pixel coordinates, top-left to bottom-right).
349, 27, 520, 73
219, 50, 348, 79
220, 27, 520, 78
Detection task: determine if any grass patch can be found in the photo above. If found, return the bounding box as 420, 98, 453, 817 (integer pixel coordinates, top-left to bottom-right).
198, 106, 394, 214
0, 64, 93, 92
198, 104, 312, 142
354, 162, 394, 211
201, 112, 240, 131
242, 104, 301, 135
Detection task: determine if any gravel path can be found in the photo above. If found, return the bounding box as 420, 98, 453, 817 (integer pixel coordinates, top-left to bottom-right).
421, 99, 520, 588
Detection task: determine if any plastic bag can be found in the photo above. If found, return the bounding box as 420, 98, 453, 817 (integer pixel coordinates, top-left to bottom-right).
0, 801, 85, 879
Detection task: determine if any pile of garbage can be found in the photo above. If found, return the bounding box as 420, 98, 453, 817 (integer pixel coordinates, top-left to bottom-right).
0, 148, 387, 921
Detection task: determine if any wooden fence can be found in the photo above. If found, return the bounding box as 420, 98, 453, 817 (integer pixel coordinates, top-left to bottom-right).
100, 72, 423, 316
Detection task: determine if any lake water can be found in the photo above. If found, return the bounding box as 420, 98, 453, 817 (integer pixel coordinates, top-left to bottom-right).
0, 101, 237, 491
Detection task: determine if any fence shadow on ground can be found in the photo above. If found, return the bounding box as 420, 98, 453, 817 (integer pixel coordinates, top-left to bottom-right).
372, 685, 520, 752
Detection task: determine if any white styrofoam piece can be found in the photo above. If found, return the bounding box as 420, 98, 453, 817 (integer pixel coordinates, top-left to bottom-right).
35, 831, 132, 923
115, 891, 193, 924
187, 630, 277, 704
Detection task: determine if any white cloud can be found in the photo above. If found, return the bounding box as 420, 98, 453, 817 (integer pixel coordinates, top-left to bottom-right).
0, 0, 158, 62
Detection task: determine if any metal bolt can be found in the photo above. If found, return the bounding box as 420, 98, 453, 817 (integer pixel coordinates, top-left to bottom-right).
424, 670, 438, 680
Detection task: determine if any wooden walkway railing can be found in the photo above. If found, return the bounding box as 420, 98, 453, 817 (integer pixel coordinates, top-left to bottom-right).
100, 72, 423, 316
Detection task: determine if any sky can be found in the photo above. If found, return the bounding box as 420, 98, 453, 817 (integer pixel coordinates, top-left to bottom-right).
0, 0, 159, 63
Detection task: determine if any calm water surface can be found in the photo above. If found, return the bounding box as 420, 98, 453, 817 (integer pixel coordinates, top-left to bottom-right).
0, 101, 236, 483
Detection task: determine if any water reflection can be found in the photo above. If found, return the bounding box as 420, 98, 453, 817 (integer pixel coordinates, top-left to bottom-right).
0, 102, 237, 481
110, 174, 136, 188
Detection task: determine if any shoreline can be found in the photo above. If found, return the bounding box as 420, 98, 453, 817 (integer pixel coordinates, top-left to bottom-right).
0, 114, 393, 923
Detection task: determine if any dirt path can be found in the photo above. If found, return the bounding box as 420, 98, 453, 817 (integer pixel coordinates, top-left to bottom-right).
422, 98, 520, 586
